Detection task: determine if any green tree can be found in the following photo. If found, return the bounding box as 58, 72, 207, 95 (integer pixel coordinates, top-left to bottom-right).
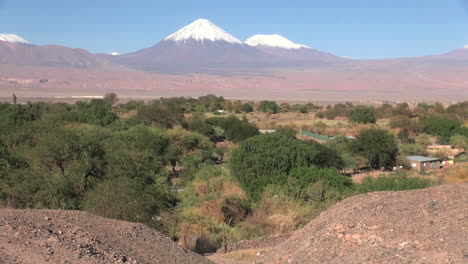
422, 116, 461, 143
325, 136, 361, 171
259, 101, 279, 114
285, 166, 353, 201
103, 93, 118, 105
241, 103, 253, 113
450, 134, 468, 151
207, 116, 259, 143
415, 134, 433, 147
351, 128, 398, 169
357, 173, 432, 193
77, 99, 117, 126
230, 133, 322, 198
349, 106, 376, 124
276, 126, 297, 138
82, 177, 176, 227
400, 144, 428, 156
389, 115, 411, 129
137, 100, 184, 128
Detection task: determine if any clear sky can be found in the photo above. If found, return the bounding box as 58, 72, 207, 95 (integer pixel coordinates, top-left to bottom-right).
1, 0, 467, 59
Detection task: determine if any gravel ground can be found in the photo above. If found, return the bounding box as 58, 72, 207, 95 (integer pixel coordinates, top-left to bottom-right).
259, 184, 468, 264
0, 209, 212, 264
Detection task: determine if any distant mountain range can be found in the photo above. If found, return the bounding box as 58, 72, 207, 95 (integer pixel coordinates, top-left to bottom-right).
1, 19, 467, 72
0, 19, 467, 101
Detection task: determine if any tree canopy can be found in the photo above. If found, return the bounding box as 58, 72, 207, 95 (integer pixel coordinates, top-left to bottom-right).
351, 128, 398, 169
349, 106, 376, 124
230, 133, 341, 198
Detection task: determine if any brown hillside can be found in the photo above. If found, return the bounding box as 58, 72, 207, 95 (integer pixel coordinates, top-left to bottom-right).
0, 209, 212, 264
259, 184, 467, 264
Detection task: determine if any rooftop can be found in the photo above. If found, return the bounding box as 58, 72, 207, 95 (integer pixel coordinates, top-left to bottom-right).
407, 156, 441, 162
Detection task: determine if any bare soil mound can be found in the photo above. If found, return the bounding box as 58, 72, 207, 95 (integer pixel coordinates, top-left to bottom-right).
260, 184, 468, 264
0, 209, 212, 264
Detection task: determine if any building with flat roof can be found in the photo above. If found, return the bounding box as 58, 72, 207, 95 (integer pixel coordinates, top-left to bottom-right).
407, 156, 443, 172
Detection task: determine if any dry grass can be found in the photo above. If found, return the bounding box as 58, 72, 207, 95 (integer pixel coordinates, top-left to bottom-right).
226, 112, 390, 137
240, 188, 321, 238
442, 163, 468, 183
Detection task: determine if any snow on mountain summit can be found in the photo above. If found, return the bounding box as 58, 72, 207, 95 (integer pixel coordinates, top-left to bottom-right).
0, 34, 30, 44
164, 19, 242, 45
245, 34, 309, 50
464, 44, 468, 49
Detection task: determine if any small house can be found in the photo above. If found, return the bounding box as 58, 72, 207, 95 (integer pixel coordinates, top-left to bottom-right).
407, 156, 443, 172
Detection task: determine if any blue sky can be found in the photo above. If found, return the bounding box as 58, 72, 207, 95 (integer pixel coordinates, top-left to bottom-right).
1, 0, 467, 59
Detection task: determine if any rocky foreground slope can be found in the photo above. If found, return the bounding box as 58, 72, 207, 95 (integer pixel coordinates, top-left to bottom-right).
0, 209, 212, 264
258, 184, 467, 264
1, 184, 466, 264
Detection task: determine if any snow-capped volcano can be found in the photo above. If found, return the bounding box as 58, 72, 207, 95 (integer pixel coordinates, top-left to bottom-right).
245, 34, 309, 50
0, 34, 30, 44
112, 19, 343, 72
164, 19, 242, 45
114, 18, 268, 72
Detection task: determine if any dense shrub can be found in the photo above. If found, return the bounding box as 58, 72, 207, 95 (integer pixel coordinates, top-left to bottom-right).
207, 116, 259, 143
258, 101, 280, 114
422, 116, 462, 143
276, 126, 297, 138
351, 128, 398, 169
389, 115, 412, 129
241, 103, 254, 113
230, 133, 324, 198
76, 99, 117, 126
285, 166, 353, 201
357, 173, 433, 193
137, 100, 185, 128
82, 177, 176, 227
349, 106, 376, 124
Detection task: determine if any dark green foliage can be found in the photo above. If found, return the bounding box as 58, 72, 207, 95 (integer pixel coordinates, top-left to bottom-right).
422, 116, 462, 143
349, 106, 376, 124
76, 99, 117, 126
357, 173, 433, 193
187, 118, 217, 141
400, 143, 428, 156
276, 126, 297, 138
241, 103, 254, 113
306, 141, 345, 170
389, 115, 411, 129
453, 126, 468, 137
230, 133, 322, 198
322, 104, 350, 120
392, 103, 412, 117
207, 116, 259, 143
104, 125, 169, 180
375, 104, 393, 119
285, 166, 353, 201
137, 100, 184, 128
351, 128, 398, 169
259, 101, 280, 114
103, 92, 118, 105
397, 129, 415, 144
82, 177, 176, 227
324, 136, 360, 171
197, 94, 225, 112
0, 103, 42, 127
